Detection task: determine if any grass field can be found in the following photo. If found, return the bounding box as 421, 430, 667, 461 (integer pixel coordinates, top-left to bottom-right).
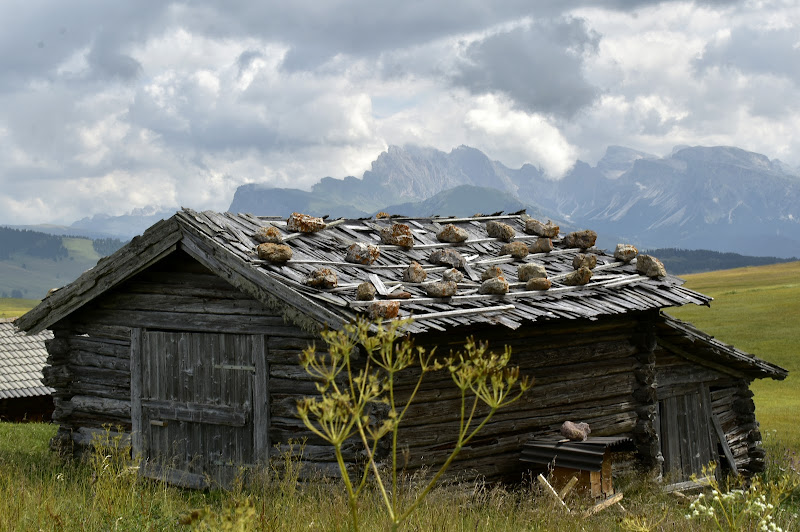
0, 297, 39, 319
668, 261, 800, 450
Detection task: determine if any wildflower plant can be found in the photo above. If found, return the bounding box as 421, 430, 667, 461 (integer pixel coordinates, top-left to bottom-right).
684, 463, 799, 532
296, 317, 532, 531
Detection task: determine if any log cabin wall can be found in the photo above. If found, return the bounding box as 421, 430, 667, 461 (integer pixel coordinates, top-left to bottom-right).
42, 250, 321, 462
382, 313, 653, 482
654, 347, 764, 477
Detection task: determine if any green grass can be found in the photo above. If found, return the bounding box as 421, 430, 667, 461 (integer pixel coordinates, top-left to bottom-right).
0, 237, 100, 300
668, 261, 800, 450
5, 423, 796, 531
0, 297, 39, 318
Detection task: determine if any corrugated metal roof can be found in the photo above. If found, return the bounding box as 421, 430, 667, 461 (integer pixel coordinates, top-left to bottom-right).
0, 319, 53, 399
520, 436, 635, 472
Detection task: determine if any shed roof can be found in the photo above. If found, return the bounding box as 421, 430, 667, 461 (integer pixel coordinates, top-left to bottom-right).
0, 319, 53, 399
16, 209, 711, 336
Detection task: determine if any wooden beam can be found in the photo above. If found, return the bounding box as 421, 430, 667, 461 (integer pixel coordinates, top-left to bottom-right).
537, 474, 570, 512
711, 412, 739, 476
657, 338, 748, 379
582, 493, 624, 518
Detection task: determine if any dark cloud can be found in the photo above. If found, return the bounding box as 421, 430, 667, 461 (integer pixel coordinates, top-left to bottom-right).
694, 26, 800, 84
451, 18, 601, 117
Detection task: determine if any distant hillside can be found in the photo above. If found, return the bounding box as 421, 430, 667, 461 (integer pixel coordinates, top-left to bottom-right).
0, 228, 125, 299
645, 248, 798, 276
375, 185, 539, 219
228, 143, 800, 258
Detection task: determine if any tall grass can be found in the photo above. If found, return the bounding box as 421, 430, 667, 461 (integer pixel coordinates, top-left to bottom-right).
2, 422, 799, 530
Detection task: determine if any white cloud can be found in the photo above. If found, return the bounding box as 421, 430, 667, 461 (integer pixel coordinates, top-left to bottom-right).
1, 1, 800, 225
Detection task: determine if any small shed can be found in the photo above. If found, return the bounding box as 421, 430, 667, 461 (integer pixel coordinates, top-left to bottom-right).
0, 318, 54, 421
15, 209, 787, 487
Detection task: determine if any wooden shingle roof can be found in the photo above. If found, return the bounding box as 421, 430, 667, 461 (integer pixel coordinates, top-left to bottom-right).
17, 209, 713, 336
0, 319, 53, 399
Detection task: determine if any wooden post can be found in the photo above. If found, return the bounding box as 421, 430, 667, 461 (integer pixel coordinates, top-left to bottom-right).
537, 474, 570, 512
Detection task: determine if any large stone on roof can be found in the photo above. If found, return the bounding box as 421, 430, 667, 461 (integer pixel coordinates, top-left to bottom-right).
256, 243, 292, 263
380, 223, 414, 248
479, 276, 509, 295
485, 221, 515, 242
563, 266, 593, 286
524, 219, 559, 238
346, 242, 380, 265
306, 268, 338, 289
356, 282, 376, 301
369, 301, 400, 320
403, 261, 427, 283
572, 253, 597, 270
442, 268, 464, 283
500, 241, 529, 259
529, 238, 553, 253
518, 263, 547, 282
481, 265, 504, 281
437, 224, 469, 243
254, 225, 283, 244
287, 212, 326, 233
636, 254, 667, 278
564, 230, 597, 249
429, 249, 465, 269
526, 277, 552, 291
614, 243, 638, 263
424, 280, 457, 297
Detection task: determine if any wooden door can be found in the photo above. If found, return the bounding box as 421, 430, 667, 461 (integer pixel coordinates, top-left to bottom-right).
657, 385, 715, 483
131, 329, 268, 488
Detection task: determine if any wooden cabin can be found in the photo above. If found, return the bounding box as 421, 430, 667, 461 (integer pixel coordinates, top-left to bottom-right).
15, 209, 786, 488
0, 318, 54, 421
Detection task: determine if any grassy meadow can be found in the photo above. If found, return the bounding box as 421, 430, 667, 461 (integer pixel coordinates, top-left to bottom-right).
1, 262, 799, 530
0, 297, 38, 318
668, 261, 800, 450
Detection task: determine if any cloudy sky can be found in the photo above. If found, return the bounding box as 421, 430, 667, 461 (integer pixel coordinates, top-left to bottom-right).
2, 0, 799, 225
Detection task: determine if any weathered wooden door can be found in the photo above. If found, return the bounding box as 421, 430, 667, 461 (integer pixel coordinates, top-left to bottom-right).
131, 329, 268, 488
657, 385, 715, 483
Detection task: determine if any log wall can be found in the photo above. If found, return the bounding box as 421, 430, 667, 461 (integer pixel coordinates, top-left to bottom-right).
654, 349, 763, 476
43, 250, 320, 459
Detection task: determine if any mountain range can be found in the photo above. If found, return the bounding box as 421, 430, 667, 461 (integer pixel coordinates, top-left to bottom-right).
228, 144, 800, 258
41, 144, 800, 258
